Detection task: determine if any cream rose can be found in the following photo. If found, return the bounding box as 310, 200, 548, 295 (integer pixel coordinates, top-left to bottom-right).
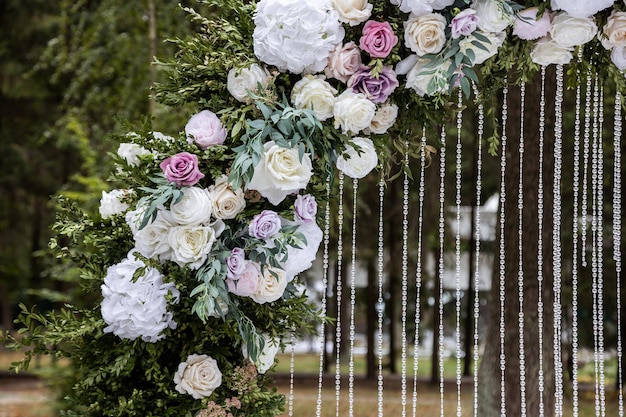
163, 186, 213, 226
459, 30, 504, 65
336, 137, 378, 179
602, 11, 626, 49
168, 224, 220, 269
332, 0, 372, 26
550, 13, 597, 48
364, 102, 399, 135
471, 0, 514, 33
227, 64, 271, 103
208, 175, 246, 220
251, 266, 288, 304
325, 42, 363, 83
174, 354, 222, 399
530, 37, 573, 66
404, 13, 447, 56
291, 75, 338, 121
247, 141, 313, 205
333, 90, 376, 135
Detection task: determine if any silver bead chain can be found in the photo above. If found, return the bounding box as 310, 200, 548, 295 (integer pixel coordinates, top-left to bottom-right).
401, 142, 410, 417
454, 88, 464, 417
614, 91, 624, 417
348, 177, 359, 417
581, 69, 593, 268
334, 173, 345, 417
438, 125, 447, 417
377, 173, 385, 417
537, 66, 547, 417
288, 332, 296, 417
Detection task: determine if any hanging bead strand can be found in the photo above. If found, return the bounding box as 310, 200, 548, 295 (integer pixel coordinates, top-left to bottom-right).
614, 91, 624, 417
454, 88, 464, 417
377, 173, 386, 417
400, 142, 410, 417
334, 173, 345, 417
597, 81, 606, 417
591, 73, 601, 417
438, 126, 447, 417
347, 178, 359, 417
581, 69, 593, 268
537, 66, 547, 417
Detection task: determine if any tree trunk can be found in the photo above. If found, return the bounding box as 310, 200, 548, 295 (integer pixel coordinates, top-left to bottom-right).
478, 68, 557, 416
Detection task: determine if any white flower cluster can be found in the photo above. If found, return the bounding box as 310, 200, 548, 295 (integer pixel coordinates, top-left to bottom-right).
101, 252, 180, 342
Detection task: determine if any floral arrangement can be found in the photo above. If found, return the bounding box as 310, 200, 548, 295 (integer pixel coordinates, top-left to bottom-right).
5, 0, 626, 416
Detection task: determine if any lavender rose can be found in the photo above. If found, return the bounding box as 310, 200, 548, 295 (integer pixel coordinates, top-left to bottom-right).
249, 210, 281, 240
294, 194, 317, 224
347, 66, 399, 103
359, 20, 398, 58
160, 152, 205, 186
226, 247, 247, 279
450, 8, 478, 39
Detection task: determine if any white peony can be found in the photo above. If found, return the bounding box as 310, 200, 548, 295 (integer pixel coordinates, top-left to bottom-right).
364, 102, 399, 135
336, 136, 378, 179
99, 189, 131, 219
332, 0, 372, 26
208, 175, 246, 220
162, 186, 213, 226
227, 64, 271, 103
185, 110, 227, 149
389, 0, 454, 16
174, 354, 222, 399
602, 11, 626, 49
333, 90, 376, 135
117, 143, 151, 167
247, 141, 313, 205
253, 0, 345, 74
550, 13, 598, 48
168, 223, 223, 270
404, 13, 447, 56
530, 37, 573, 66
471, 0, 515, 33
280, 220, 324, 281
251, 266, 288, 304
459, 30, 505, 65
291, 75, 338, 121
550, 0, 614, 19
611, 46, 626, 70
101, 252, 179, 343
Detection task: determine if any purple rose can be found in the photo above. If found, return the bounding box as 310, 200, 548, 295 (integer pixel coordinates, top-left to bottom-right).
450, 9, 479, 39
185, 110, 227, 149
226, 247, 247, 279
359, 21, 398, 59
226, 262, 260, 297
294, 194, 317, 224
248, 210, 281, 240
347, 66, 399, 104
159, 152, 205, 186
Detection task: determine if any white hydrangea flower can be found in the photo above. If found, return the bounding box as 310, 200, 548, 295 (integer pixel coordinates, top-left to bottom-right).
99, 189, 131, 219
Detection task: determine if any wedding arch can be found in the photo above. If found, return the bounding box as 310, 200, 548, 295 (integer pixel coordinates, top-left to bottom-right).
3, 1, 625, 416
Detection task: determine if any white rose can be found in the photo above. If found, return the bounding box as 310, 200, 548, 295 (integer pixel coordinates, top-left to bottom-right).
333, 90, 376, 135
174, 354, 222, 399
251, 266, 288, 304
168, 224, 221, 270
550, 0, 614, 19
162, 186, 213, 226
459, 30, 504, 65
602, 11, 626, 49
99, 189, 131, 219
247, 334, 281, 374
208, 175, 246, 220
530, 37, 573, 66
332, 0, 372, 26
227, 64, 271, 103
400, 55, 450, 96
132, 211, 174, 262
611, 46, 626, 70
364, 102, 399, 135
404, 13, 447, 56
336, 136, 378, 179
550, 13, 597, 48
280, 221, 324, 281
117, 143, 151, 167
291, 75, 338, 121
247, 141, 313, 205
471, 0, 514, 33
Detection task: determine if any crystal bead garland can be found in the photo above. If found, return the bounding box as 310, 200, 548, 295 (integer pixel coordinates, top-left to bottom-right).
498, 82, 509, 417
315, 180, 332, 417
412, 128, 427, 417
377, 173, 385, 417
552, 65, 565, 417
288, 333, 296, 417
471, 84, 485, 417
581, 69, 593, 268
437, 125, 447, 417
517, 81, 528, 417
400, 141, 410, 417
334, 173, 345, 417
536, 66, 547, 417
454, 88, 464, 417
614, 91, 624, 417
347, 177, 359, 417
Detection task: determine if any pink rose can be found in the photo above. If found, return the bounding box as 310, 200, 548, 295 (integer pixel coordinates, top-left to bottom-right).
450, 9, 478, 39
159, 152, 204, 186
226, 262, 260, 297
513, 7, 552, 41
347, 66, 398, 103
325, 42, 363, 83
294, 194, 317, 224
185, 110, 227, 149
248, 210, 281, 240
359, 21, 398, 59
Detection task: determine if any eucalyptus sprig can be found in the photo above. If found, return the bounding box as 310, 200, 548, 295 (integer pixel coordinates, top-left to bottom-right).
136, 174, 185, 229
